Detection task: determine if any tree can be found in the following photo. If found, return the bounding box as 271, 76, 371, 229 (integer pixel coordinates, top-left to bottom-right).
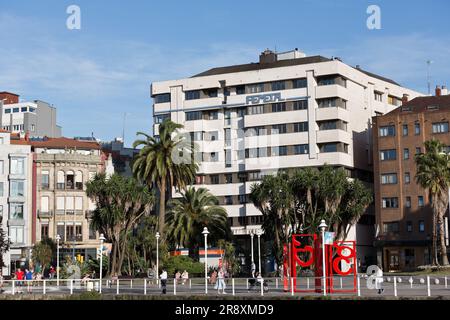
0, 217, 9, 270
217, 239, 240, 277
32, 240, 54, 271
86, 173, 155, 275
132, 119, 198, 238
166, 187, 231, 256
415, 139, 450, 266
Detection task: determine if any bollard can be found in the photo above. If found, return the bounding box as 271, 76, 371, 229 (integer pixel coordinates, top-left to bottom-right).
291, 277, 294, 296
12, 280, 15, 295
144, 279, 147, 295
394, 277, 397, 297
70, 279, 73, 295
427, 276, 431, 297
307, 277, 310, 289
130, 279, 133, 289
340, 277, 343, 289
446, 276, 448, 289
246, 278, 249, 290
261, 278, 264, 297
116, 279, 120, 295
43, 280, 46, 295
189, 279, 192, 289
232, 279, 235, 296
174, 279, 177, 295
357, 275, 361, 297
276, 278, 278, 289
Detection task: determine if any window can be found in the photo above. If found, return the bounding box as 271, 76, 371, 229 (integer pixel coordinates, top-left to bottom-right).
271, 146, 287, 156
31, 124, 35, 132
190, 131, 203, 141
41, 225, 49, 239
210, 175, 219, 185
380, 173, 397, 184
317, 98, 337, 108
153, 93, 171, 104
21, 107, 27, 112
10, 180, 24, 197
206, 131, 219, 141
272, 103, 286, 113
41, 196, 49, 213
236, 85, 245, 95
418, 196, 424, 207
57, 171, 65, 189
320, 143, 338, 153
9, 226, 24, 244
292, 78, 307, 89
185, 90, 200, 100
271, 124, 287, 134
433, 122, 449, 133
225, 174, 233, 184
405, 172, 410, 184
205, 88, 218, 98
380, 149, 397, 161
10, 158, 25, 175
10, 203, 24, 219
415, 123, 420, 135
379, 125, 395, 137
293, 100, 308, 110
294, 144, 309, 155
402, 124, 408, 136
318, 76, 336, 86
4, 109, 11, 114
89, 225, 97, 240
419, 220, 425, 232
225, 196, 233, 205
29, 107, 35, 113
382, 197, 399, 208
383, 222, 399, 233
271, 81, 285, 91
185, 111, 202, 121
294, 122, 308, 132
75, 171, 83, 190
210, 152, 219, 162
248, 83, 264, 93
225, 150, 231, 168
406, 221, 413, 232
209, 110, 219, 120
415, 147, 421, 155
405, 197, 411, 208
239, 194, 247, 204
0, 182, 3, 197
247, 105, 264, 115
13, 108, 19, 113
403, 148, 410, 160
374, 91, 383, 102
155, 113, 170, 124
0, 160, 3, 174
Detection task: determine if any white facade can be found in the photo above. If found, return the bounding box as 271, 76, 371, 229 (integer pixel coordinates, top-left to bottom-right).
0, 131, 32, 276
151, 50, 423, 264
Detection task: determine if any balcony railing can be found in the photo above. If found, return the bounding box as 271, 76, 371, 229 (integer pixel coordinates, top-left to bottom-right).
37, 210, 53, 218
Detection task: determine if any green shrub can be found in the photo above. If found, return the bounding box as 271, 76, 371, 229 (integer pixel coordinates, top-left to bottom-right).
162, 255, 204, 276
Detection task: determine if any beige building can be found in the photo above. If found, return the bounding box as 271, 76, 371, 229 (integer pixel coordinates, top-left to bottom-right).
31, 137, 111, 261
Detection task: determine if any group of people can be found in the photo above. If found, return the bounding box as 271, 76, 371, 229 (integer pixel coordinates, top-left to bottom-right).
11, 267, 48, 293
209, 268, 227, 294
158, 269, 189, 294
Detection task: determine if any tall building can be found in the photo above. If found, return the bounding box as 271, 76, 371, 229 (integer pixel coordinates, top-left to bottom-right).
373, 86, 450, 271
0, 92, 62, 138
31, 137, 112, 262
151, 49, 423, 267
0, 131, 32, 276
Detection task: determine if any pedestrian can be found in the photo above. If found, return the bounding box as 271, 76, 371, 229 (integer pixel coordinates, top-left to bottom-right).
375, 265, 384, 294
160, 269, 168, 294
15, 268, 25, 293
49, 266, 55, 279
175, 270, 181, 285
210, 269, 217, 288
217, 268, 226, 294
251, 262, 256, 278
181, 270, 189, 285
25, 269, 33, 293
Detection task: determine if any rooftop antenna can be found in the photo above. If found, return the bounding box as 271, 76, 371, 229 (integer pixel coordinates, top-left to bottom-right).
122, 112, 129, 144
427, 60, 433, 95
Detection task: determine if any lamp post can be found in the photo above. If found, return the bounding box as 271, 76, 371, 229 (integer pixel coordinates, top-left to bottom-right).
318, 219, 328, 296
256, 229, 262, 275
250, 230, 254, 265
56, 234, 61, 286
155, 232, 160, 285
202, 227, 209, 294
99, 234, 106, 293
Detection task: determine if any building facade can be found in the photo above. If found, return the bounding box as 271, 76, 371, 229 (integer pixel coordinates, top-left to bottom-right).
373, 87, 450, 271
151, 49, 423, 267
0, 92, 62, 138
0, 131, 32, 276
31, 137, 110, 262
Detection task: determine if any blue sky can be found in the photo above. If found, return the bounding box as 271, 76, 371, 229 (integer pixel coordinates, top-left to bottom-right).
0, 0, 449, 146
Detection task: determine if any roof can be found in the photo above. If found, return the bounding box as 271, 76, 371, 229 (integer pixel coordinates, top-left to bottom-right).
29, 137, 101, 150
0, 91, 19, 96
190, 55, 401, 85
384, 95, 450, 116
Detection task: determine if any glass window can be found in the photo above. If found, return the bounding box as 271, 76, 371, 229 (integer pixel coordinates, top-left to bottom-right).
210, 152, 218, 162
405, 172, 410, 184
271, 81, 285, 91
247, 105, 264, 115
374, 92, 383, 102
294, 122, 308, 132
317, 98, 337, 108
185, 90, 200, 100
206, 89, 218, 98
41, 224, 49, 239
225, 174, 233, 184
0, 160, 3, 174
406, 221, 413, 232
239, 194, 247, 204
5, 109, 11, 114
379, 125, 395, 137
225, 150, 231, 168
415, 147, 421, 154
405, 197, 411, 208
0, 182, 3, 197
190, 131, 203, 141
321, 143, 338, 153
382, 197, 399, 208
403, 148, 410, 160
294, 144, 309, 155
248, 83, 264, 93
418, 196, 424, 207
155, 113, 170, 124
380, 173, 397, 184
292, 78, 307, 89
10, 180, 24, 197
236, 85, 245, 95
225, 196, 233, 205
153, 93, 171, 103
402, 124, 408, 136
185, 111, 202, 121
9, 226, 24, 244
29, 107, 36, 113
272, 103, 286, 113
10, 203, 24, 219
383, 222, 399, 233
380, 149, 396, 161
432, 122, 449, 133
210, 175, 219, 185
10, 158, 25, 175
415, 123, 420, 135
13, 108, 19, 113
21, 107, 27, 112
419, 220, 425, 232
271, 124, 287, 134
293, 100, 308, 110
209, 110, 219, 120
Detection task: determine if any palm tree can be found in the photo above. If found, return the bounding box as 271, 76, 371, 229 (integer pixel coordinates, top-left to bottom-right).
133, 119, 198, 238
415, 139, 450, 266
166, 187, 231, 255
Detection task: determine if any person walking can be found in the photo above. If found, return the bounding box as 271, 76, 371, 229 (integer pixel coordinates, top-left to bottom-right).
181, 270, 189, 285
251, 262, 256, 278
160, 269, 168, 294
25, 269, 33, 293
175, 270, 181, 285
210, 269, 218, 289
375, 265, 384, 294
217, 268, 226, 294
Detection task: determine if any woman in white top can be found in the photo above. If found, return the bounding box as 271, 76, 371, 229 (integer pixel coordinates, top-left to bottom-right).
217, 269, 226, 294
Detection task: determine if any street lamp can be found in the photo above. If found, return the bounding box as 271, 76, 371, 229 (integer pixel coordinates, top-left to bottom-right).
318, 219, 328, 296
202, 227, 210, 294
99, 234, 106, 293
56, 234, 61, 286
250, 230, 254, 264
155, 232, 160, 286
256, 229, 262, 275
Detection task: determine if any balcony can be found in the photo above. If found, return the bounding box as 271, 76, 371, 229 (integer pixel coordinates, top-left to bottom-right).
38, 210, 53, 219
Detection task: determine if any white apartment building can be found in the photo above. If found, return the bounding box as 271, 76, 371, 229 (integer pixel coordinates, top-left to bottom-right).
151, 49, 423, 267
0, 130, 32, 276
0, 92, 62, 138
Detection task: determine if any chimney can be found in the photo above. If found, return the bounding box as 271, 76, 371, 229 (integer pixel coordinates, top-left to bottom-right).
402, 94, 409, 104
436, 85, 442, 96
442, 85, 448, 95
259, 49, 277, 64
